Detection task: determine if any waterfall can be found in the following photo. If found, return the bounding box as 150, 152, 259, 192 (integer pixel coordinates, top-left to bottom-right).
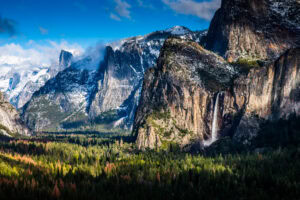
211, 92, 220, 143
203, 93, 220, 147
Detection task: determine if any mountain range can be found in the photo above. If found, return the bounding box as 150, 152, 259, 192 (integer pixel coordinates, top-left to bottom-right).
21, 26, 206, 132
0, 0, 299, 152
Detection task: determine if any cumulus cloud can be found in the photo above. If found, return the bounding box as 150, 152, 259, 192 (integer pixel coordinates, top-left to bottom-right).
39, 27, 49, 35
0, 40, 84, 70
110, 0, 131, 21
115, 0, 131, 18
110, 13, 121, 21
162, 0, 221, 21
136, 0, 154, 8
75, 41, 107, 70
0, 16, 17, 36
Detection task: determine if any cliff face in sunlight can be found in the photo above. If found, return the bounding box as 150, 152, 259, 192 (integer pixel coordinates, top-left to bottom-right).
134, 38, 237, 149
134, 0, 300, 149
134, 37, 300, 149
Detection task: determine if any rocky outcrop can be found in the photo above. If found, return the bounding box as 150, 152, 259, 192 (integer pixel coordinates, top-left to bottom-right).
134, 37, 300, 149
0, 92, 30, 136
59, 50, 73, 70
203, 0, 300, 61
134, 38, 237, 149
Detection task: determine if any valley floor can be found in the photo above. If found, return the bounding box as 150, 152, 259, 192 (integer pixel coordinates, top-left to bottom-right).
0, 133, 299, 200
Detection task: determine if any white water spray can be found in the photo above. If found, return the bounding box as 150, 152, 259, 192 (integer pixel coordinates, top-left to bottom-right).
203, 93, 220, 146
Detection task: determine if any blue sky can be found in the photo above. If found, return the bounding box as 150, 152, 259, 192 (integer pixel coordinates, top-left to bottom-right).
0, 0, 221, 46
0, 0, 221, 67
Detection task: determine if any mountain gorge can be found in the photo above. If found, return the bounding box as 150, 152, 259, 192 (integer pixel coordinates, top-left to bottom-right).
134, 0, 300, 149
22, 26, 207, 132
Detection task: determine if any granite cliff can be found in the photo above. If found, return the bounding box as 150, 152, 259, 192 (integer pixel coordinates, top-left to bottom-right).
203, 0, 300, 62
134, 0, 300, 149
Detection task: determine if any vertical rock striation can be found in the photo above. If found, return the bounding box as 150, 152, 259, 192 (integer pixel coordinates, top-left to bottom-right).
59, 50, 73, 70
203, 0, 300, 61
231, 48, 300, 144
134, 38, 237, 149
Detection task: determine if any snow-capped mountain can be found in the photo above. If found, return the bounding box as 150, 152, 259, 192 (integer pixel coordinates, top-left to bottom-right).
0, 50, 73, 109
22, 26, 207, 132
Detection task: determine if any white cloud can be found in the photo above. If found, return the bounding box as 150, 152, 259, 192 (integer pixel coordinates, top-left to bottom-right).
162, 0, 221, 21
110, 13, 121, 21
110, 0, 131, 21
136, 0, 154, 8
0, 40, 84, 70
76, 41, 107, 70
39, 27, 49, 35
115, 0, 131, 18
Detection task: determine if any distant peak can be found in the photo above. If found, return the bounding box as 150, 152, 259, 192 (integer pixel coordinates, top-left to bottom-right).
59, 50, 73, 69
165, 26, 191, 35
59, 50, 73, 58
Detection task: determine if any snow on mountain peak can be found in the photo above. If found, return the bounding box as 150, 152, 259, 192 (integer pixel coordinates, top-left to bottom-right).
165, 26, 191, 35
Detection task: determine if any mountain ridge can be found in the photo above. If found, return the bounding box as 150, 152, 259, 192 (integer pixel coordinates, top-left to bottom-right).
22, 26, 207, 132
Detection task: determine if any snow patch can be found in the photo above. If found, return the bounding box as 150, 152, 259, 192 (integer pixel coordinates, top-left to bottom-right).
113, 117, 126, 128
165, 26, 190, 35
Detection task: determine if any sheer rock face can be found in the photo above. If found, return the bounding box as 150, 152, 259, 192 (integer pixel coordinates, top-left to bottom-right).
134, 37, 300, 149
134, 38, 238, 149
203, 0, 300, 61
231, 48, 300, 144
59, 50, 73, 70
0, 92, 30, 136
89, 28, 207, 129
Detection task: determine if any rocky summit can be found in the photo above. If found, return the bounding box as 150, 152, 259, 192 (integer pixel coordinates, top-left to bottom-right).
203, 0, 300, 62
134, 0, 300, 150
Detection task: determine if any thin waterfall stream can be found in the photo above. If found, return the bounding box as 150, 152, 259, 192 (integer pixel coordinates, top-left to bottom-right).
203, 93, 220, 146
